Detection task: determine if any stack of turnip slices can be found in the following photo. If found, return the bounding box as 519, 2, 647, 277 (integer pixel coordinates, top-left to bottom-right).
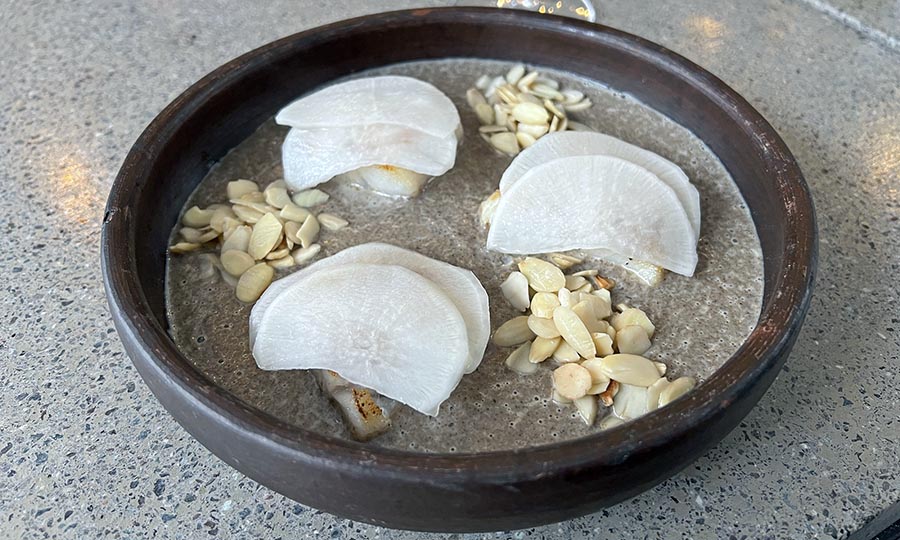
480, 132, 701, 282
276, 76, 463, 197
249, 243, 490, 423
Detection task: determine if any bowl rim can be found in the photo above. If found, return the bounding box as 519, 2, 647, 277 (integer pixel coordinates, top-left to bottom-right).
102, 7, 817, 483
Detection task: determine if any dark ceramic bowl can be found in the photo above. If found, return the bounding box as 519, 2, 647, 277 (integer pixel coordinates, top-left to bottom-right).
102, 8, 816, 532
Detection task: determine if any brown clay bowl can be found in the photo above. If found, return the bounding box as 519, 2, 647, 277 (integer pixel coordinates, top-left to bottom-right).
101, 8, 816, 532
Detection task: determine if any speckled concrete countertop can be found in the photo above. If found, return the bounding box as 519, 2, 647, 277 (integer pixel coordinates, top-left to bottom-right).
1, 1, 897, 539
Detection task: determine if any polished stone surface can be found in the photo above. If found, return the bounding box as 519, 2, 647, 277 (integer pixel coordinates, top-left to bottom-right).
1, 1, 897, 539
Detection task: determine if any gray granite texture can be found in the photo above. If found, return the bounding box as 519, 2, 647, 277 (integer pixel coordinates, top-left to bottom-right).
0, 0, 897, 539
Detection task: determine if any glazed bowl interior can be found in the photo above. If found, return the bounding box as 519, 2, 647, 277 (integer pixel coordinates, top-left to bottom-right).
102, 7, 815, 531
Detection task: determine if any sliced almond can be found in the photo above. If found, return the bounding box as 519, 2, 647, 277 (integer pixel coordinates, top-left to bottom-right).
196, 253, 220, 280
248, 213, 283, 260
599, 414, 624, 429
182, 206, 213, 228
565, 275, 588, 291
264, 184, 291, 209
549, 114, 560, 133
500, 271, 530, 312
221, 249, 256, 277
597, 354, 661, 387
291, 243, 322, 264
579, 358, 612, 387
297, 214, 320, 248
505, 342, 537, 375
489, 132, 519, 156
220, 225, 251, 253
493, 103, 509, 127
515, 131, 537, 149
292, 189, 329, 207
612, 383, 649, 420
654, 362, 668, 376
169, 242, 200, 254
572, 300, 605, 333
551, 388, 572, 405
235, 263, 274, 303
496, 85, 519, 105
610, 307, 655, 338
479, 189, 502, 227
591, 332, 615, 356
659, 377, 696, 407
567, 120, 593, 132
528, 314, 561, 339
265, 246, 291, 260
283, 221, 301, 245
518, 257, 565, 292
492, 316, 535, 346
267, 255, 295, 269
530, 292, 560, 318
553, 306, 596, 358
178, 227, 204, 243
543, 99, 566, 118
226, 179, 259, 200
561, 89, 584, 104
475, 102, 494, 125
317, 213, 349, 231
466, 87, 488, 109
209, 207, 238, 233
646, 377, 669, 412
479, 125, 509, 134
549, 253, 582, 270
563, 99, 592, 112
505, 63, 526, 85
232, 205, 264, 224
574, 395, 598, 425
230, 198, 278, 214
557, 287, 573, 308
511, 102, 550, 125
552, 340, 580, 363
516, 70, 539, 91
529, 336, 560, 363
530, 83, 563, 101
615, 325, 652, 355
552, 363, 592, 400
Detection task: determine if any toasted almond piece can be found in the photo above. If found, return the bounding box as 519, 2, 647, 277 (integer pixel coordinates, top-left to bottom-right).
466, 87, 488, 109
659, 377, 696, 407
169, 242, 200, 254
563, 99, 593, 112
493, 104, 509, 127
552, 339, 580, 363
292, 189, 329, 207
599, 414, 625, 429
567, 120, 593, 131
264, 186, 291, 209
291, 243, 322, 264
646, 377, 669, 412
591, 332, 615, 356
479, 189, 502, 227
505, 342, 537, 375
515, 131, 537, 149
267, 255, 295, 269
654, 362, 667, 376
615, 325, 652, 355
265, 246, 291, 260
232, 205, 264, 224
592, 274, 616, 290
518, 257, 565, 292
221, 249, 256, 277
182, 206, 213, 228
490, 132, 519, 156
475, 102, 494, 125
565, 275, 588, 291
598, 380, 619, 406
561, 89, 584, 103
574, 395, 598, 425
512, 102, 550, 125
221, 225, 251, 253
530, 292, 561, 318
248, 213, 283, 260
317, 213, 349, 231
500, 271, 530, 312
493, 316, 535, 346
516, 70, 539, 91
572, 301, 605, 334
552, 363, 592, 400
551, 388, 572, 405
235, 263, 274, 303
528, 314, 561, 339
597, 354, 660, 387
517, 123, 550, 139
548, 253, 582, 270
529, 336, 560, 363
226, 179, 259, 200
505, 63, 526, 84
553, 306, 596, 358
610, 307, 655, 338
557, 287, 573, 308
297, 214, 320, 249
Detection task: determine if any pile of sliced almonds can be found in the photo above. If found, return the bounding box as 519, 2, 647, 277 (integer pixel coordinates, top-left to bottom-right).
169, 179, 349, 303
494, 255, 696, 427
468, 64, 593, 157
